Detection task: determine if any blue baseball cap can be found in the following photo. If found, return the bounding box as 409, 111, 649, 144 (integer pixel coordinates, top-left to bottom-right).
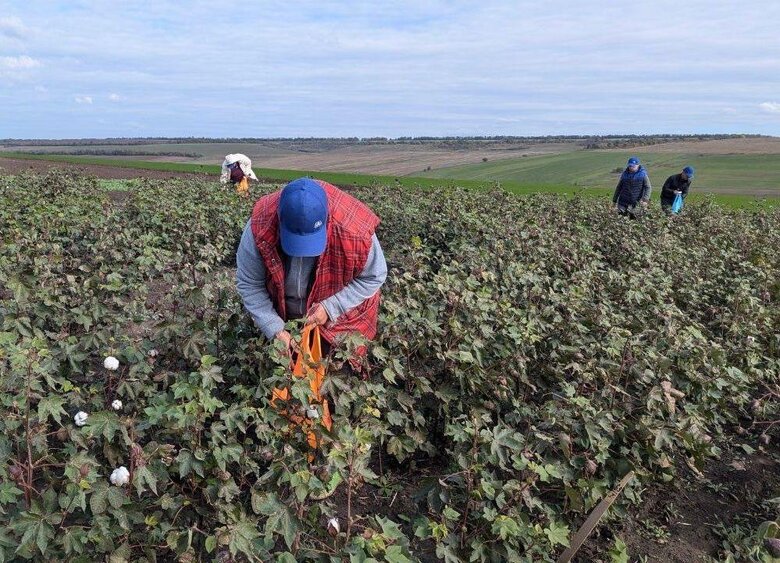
278, 178, 328, 257
683, 166, 695, 178
627, 156, 640, 166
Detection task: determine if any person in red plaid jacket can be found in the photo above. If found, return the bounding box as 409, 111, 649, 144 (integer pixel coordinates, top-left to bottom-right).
236, 177, 387, 356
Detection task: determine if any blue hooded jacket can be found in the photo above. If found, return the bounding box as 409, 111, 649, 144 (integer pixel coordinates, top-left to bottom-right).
613, 166, 652, 207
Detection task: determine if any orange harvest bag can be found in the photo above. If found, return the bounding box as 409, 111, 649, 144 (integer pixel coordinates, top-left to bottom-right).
235, 177, 250, 197
270, 326, 333, 449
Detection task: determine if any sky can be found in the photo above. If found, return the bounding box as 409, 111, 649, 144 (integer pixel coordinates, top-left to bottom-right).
1, 0, 779, 138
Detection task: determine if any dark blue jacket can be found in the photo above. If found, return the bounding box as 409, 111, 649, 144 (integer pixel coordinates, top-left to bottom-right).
613, 166, 652, 207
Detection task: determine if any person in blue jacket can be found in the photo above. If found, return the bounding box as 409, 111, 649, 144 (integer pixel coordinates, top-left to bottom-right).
612, 156, 652, 218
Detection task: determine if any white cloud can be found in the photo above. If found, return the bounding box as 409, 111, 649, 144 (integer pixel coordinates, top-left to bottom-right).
0, 16, 27, 39
759, 102, 780, 114
0, 55, 40, 69
74, 95, 93, 104
4, 0, 780, 136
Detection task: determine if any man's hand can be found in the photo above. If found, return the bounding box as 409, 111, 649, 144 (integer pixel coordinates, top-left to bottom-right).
305, 303, 329, 327
674, 190, 682, 195
640, 200, 649, 208
275, 330, 299, 355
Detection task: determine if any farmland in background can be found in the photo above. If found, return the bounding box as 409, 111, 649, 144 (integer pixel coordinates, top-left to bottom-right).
2, 135, 780, 202
0, 138, 576, 175
418, 151, 780, 197
1, 136, 778, 181
2, 152, 779, 209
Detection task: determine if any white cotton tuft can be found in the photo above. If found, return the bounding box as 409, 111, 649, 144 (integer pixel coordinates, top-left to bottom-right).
111, 399, 122, 411
74, 411, 88, 426
327, 517, 340, 535
110, 466, 130, 486
104, 356, 120, 370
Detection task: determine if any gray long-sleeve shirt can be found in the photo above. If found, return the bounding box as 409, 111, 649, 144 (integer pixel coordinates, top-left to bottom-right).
236, 220, 387, 339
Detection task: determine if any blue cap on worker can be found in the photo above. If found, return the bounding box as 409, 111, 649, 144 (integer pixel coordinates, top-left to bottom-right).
278, 177, 328, 257
683, 166, 695, 178
627, 156, 640, 166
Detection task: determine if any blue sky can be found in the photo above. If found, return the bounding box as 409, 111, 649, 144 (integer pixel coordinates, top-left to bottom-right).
1, 0, 779, 138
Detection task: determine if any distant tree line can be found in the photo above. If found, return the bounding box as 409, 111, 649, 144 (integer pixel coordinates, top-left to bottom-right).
0, 133, 764, 151
582, 134, 745, 149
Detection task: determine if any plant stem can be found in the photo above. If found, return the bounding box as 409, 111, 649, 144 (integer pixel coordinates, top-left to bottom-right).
346, 450, 355, 542
24, 358, 34, 507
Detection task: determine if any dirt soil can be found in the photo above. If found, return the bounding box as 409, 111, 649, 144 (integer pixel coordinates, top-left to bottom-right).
0, 156, 213, 180
0, 142, 579, 178
322, 440, 779, 562
579, 443, 780, 562
255, 142, 579, 176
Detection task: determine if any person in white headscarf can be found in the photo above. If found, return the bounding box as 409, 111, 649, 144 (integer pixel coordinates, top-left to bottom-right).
220, 153, 258, 197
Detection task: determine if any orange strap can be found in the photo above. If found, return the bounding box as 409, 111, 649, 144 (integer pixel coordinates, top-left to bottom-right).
271, 326, 333, 433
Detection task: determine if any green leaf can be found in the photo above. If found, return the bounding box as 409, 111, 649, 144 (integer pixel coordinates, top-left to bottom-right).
61, 527, 87, 555
384, 545, 414, 563
491, 515, 520, 540
490, 425, 524, 468
16, 518, 54, 556
256, 493, 299, 549
442, 506, 460, 521
382, 367, 397, 384
89, 482, 109, 515
177, 450, 193, 478
229, 520, 261, 559
205, 535, 217, 554
107, 487, 126, 509
608, 537, 629, 563
134, 465, 158, 495
86, 412, 122, 442
37, 395, 67, 424
458, 350, 475, 363
544, 520, 570, 548
0, 483, 23, 505
35, 521, 54, 555
108, 541, 131, 563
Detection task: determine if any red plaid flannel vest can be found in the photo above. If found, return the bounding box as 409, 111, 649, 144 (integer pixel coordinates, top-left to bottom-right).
250, 180, 381, 343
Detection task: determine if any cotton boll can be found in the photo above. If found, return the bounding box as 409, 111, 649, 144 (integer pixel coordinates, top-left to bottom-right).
74, 411, 88, 426
327, 517, 340, 536
148, 349, 158, 358
104, 356, 120, 370
110, 466, 130, 486
111, 399, 122, 411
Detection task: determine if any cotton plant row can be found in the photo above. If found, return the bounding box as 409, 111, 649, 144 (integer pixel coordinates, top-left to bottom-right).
0, 172, 778, 562
72, 357, 129, 490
